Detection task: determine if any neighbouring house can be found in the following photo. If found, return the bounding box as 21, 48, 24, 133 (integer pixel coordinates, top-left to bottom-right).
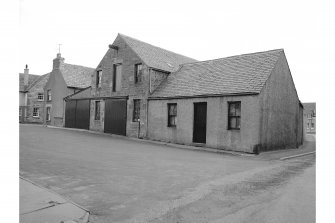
19, 65, 50, 123
148, 49, 304, 153
64, 33, 197, 135
303, 102, 316, 134
43, 53, 95, 127
65, 34, 303, 153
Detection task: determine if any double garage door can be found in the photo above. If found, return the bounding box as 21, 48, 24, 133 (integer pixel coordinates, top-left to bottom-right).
65, 99, 127, 136
65, 100, 90, 130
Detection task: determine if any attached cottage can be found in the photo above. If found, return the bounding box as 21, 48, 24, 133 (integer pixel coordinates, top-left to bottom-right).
19, 65, 50, 123
148, 49, 304, 153
43, 53, 95, 127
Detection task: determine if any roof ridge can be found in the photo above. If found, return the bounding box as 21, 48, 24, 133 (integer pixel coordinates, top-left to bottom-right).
118, 33, 197, 61
63, 63, 95, 70
180, 49, 284, 66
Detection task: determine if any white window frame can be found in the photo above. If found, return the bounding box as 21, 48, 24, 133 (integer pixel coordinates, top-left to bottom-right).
33, 107, 40, 117
37, 93, 44, 101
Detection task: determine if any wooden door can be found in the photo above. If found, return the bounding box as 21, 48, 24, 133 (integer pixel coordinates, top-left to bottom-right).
104, 99, 127, 135
193, 102, 207, 143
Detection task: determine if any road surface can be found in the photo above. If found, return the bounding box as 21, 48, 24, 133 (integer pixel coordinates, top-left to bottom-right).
20, 125, 315, 222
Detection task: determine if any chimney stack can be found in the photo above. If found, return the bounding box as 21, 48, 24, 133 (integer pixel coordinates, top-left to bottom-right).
53, 53, 65, 70
24, 64, 29, 86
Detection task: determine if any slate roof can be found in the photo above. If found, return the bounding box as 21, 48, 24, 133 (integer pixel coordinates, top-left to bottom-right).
119, 34, 197, 73
19, 73, 40, 92
61, 63, 95, 88
26, 73, 50, 91
150, 49, 284, 98
302, 103, 316, 114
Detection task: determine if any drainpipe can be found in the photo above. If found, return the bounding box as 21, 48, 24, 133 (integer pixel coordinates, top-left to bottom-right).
138, 119, 141, 139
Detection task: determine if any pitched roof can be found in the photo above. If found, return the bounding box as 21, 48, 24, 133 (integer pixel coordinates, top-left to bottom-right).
61, 63, 95, 88
19, 73, 40, 92
119, 34, 197, 72
64, 87, 91, 100
302, 103, 316, 113
150, 49, 284, 98
26, 73, 50, 91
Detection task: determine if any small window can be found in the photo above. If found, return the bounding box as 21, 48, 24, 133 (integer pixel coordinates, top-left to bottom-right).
33, 107, 39, 117
134, 63, 143, 83
307, 122, 310, 129
168, 103, 177, 127
19, 107, 22, 116
112, 64, 122, 92
37, 93, 44, 101
95, 101, 101, 120
47, 90, 51, 101
96, 70, 102, 88
311, 122, 314, 129
133, 99, 140, 122
228, 102, 241, 130
46, 107, 51, 121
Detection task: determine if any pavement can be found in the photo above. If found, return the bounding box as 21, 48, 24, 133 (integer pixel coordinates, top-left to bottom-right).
20, 177, 89, 223
20, 124, 316, 222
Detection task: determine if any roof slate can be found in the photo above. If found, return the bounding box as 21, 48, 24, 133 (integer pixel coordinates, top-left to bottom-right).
119, 34, 197, 73
150, 49, 284, 98
61, 63, 94, 88
26, 73, 50, 91
19, 73, 40, 92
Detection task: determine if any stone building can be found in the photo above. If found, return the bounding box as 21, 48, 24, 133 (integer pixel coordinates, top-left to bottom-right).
303, 102, 316, 134
19, 65, 50, 123
65, 34, 303, 153
43, 53, 94, 127
65, 34, 196, 136
148, 49, 304, 153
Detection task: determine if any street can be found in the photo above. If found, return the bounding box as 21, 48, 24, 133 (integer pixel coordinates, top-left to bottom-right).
20, 125, 315, 223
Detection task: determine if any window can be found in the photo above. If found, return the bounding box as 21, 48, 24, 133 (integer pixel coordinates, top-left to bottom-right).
228, 102, 241, 130
167, 103, 177, 127
307, 122, 310, 129
47, 90, 51, 101
134, 63, 143, 83
19, 107, 22, 116
46, 107, 51, 121
112, 64, 122, 92
37, 93, 44, 101
96, 70, 102, 88
95, 101, 101, 120
133, 99, 140, 122
311, 122, 314, 129
33, 107, 39, 117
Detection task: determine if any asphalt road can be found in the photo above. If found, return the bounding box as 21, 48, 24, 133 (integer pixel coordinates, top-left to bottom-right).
19, 125, 315, 223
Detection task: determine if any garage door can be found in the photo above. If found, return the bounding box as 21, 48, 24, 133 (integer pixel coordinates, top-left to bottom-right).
104, 99, 127, 135
65, 99, 90, 130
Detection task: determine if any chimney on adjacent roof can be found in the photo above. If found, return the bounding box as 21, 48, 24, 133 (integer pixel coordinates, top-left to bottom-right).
53, 53, 65, 70
24, 64, 29, 86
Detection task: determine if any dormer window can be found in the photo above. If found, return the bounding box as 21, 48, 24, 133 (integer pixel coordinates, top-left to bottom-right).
96, 70, 102, 88
134, 63, 143, 83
